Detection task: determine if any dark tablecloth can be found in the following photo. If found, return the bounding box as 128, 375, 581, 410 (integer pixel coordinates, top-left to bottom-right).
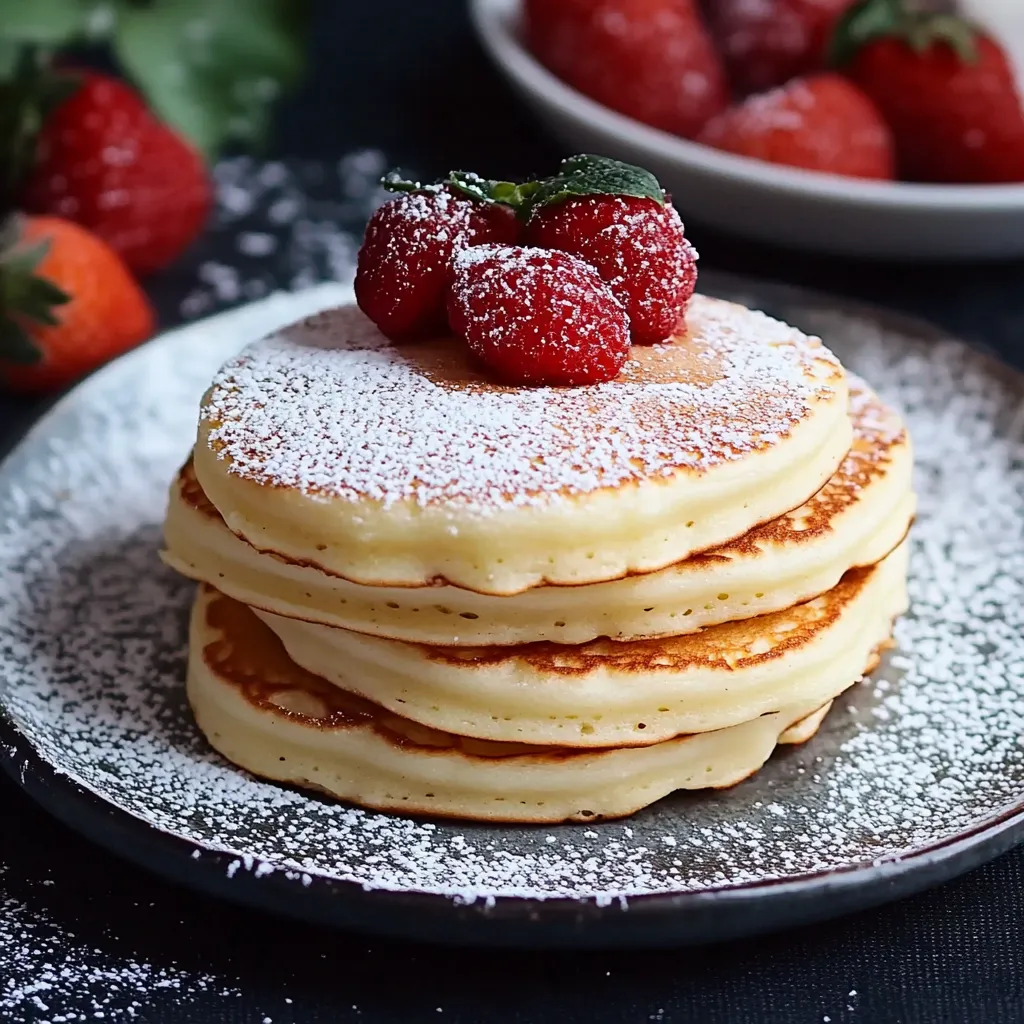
2, 2, 1024, 1021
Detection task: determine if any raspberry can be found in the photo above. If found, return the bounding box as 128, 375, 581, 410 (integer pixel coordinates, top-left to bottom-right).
447, 245, 630, 387
355, 188, 519, 340
697, 74, 895, 180
524, 195, 697, 345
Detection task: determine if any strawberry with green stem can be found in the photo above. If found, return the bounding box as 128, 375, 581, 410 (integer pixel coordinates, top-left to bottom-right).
18, 66, 211, 275
832, 0, 1024, 182
0, 214, 155, 393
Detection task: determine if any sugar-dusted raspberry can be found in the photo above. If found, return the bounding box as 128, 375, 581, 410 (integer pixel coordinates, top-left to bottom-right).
355, 187, 519, 340
447, 244, 630, 386
525, 195, 697, 345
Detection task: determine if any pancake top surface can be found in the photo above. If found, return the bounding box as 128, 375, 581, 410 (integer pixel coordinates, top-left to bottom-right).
202, 295, 843, 513
178, 378, 908, 581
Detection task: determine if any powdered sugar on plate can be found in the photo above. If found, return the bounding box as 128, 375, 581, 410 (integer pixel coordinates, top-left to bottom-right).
0, 281, 1022, 910
204, 294, 841, 510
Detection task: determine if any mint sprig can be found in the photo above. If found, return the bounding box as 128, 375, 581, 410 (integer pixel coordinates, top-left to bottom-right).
382, 155, 667, 220
525, 154, 666, 212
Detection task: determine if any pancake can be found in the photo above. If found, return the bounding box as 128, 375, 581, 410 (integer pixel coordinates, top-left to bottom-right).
188, 585, 840, 823
192, 295, 851, 596
254, 542, 908, 748
164, 380, 912, 645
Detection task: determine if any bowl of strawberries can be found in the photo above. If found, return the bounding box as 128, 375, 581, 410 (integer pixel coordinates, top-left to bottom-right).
471, 0, 1024, 259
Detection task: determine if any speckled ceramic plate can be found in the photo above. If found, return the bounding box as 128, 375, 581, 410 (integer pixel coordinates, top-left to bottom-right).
1, 274, 1022, 949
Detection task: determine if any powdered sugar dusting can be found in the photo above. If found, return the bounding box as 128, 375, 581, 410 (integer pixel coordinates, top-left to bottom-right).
203, 294, 840, 510
0, 883, 237, 1022
0, 283, 1022, 909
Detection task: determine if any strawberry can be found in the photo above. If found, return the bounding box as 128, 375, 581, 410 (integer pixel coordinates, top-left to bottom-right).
0, 215, 155, 393
523, 0, 591, 73
525, 195, 697, 345
447, 245, 630, 386
20, 71, 211, 276
697, 73, 895, 179
355, 183, 520, 341
707, 0, 857, 95
523, 0, 729, 139
834, 0, 1024, 183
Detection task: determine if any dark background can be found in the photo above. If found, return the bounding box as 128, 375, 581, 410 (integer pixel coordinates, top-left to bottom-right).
2, 2, 1024, 1021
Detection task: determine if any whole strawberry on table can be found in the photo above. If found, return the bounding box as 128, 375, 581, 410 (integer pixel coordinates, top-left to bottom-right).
0, 56, 212, 394
0, 215, 154, 394
523, 0, 1024, 184
0, 3, 307, 395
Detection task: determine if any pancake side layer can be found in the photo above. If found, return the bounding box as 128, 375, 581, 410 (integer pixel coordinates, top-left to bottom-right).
187, 586, 843, 823
254, 542, 909, 747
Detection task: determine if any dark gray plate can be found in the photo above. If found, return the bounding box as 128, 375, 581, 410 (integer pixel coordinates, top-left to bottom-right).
1, 273, 1022, 949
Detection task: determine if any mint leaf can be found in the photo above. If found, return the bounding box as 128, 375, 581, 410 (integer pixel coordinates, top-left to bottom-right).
381, 170, 536, 212
526, 155, 665, 213
380, 158, 665, 220
446, 171, 529, 206
115, 0, 310, 157
381, 172, 427, 195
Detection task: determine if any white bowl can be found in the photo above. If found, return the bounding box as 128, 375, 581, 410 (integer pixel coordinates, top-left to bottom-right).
471, 0, 1024, 260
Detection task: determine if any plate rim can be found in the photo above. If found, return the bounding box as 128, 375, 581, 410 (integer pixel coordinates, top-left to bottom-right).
4, 705, 1024, 949
470, 0, 1024, 212
2, 272, 1023, 948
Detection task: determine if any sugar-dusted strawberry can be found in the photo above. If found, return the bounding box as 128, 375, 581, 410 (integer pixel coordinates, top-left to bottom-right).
708, 0, 857, 95
697, 73, 895, 179
447, 245, 630, 386
523, 0, 729, 139
355, 183, 520, 341
0, 215, 155, 393
20, 72, 210, 276
526, 194, 696, 345
835, 0, 1024, 183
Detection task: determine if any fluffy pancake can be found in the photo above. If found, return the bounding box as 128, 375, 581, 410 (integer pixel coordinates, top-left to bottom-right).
188, 585, 839, 823
164, 381, 912, 646
255, 542, 908, 748
192, 295, 851, 596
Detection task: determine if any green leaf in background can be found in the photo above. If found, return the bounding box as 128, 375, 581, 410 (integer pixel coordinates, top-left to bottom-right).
115, 0, 311, 158
0, 0, 87, 45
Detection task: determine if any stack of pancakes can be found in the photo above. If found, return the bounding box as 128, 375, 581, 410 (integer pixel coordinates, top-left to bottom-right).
163, 295, 914, 823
